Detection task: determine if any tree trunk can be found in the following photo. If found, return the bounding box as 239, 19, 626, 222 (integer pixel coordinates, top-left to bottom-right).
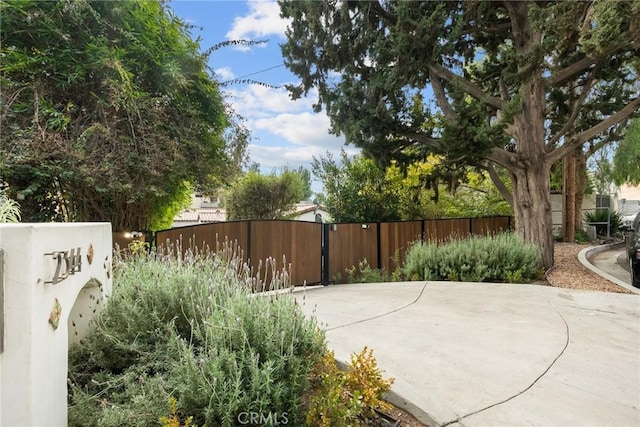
512, 104, 553, 269
574, 150, 588, 235
508, 2, 554, 270
563, 152, 576, 242
512, 158, 554, 270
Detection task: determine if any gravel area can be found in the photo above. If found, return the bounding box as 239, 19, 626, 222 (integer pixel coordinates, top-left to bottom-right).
546, 242, 634, 294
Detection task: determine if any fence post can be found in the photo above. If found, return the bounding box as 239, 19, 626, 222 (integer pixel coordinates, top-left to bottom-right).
246, 220, 252, 264
376, 223, 382, 270
322, 223, 330, 286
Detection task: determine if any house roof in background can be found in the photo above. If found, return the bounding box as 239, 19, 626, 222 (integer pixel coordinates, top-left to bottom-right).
174, 208, 226, 223
292, 202, 328, 215
173, 203, 328, 224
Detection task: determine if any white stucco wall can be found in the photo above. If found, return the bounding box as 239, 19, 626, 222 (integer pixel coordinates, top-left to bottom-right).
294, 208, 332, 223
0, 223, 112, 427
550, 193, 597, 233
616, 184, 640, 214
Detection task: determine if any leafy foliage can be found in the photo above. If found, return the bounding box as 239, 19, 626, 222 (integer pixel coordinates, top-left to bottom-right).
225, 169, 309, 220
584, 209, 622, 237
346, 258, 390, 284
305, 347, 394, 427
313, 151, 512, 222
401, 233, 541, 283
68, 244, 325, 427
431, 170, 514, 218
0, 0, 239, 230
312, 151, 403, 222
0, 191, 21, 223
160, 397, 196, 427
613, 119, 640, 186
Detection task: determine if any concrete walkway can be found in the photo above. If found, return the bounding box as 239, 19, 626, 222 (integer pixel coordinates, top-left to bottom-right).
293, 282, 640, 426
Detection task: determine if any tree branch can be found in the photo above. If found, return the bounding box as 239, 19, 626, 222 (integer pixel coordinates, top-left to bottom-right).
486, 146, 520, 171
399, 131, 441, 150
546, 96, 640, 165
429, 69, 459, 122
485, 161, 514, 206
546, 47, 617, 87
398, 131, 521, 175
586, 119, 629, 156
429, 63, 504, 110
546, 67, 599, 149
370, 0, 397, 26
498, 75, 511, 101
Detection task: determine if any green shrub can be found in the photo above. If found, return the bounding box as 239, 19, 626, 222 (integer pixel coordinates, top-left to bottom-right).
400, 233, 541, 283
305, 347, 394, 427
584, 209, 622, 236
346, 258, 390, 283
68, 243, 326, 427
574, 228, 592, 243
160, 397, 196, 427
0, 192, 20, 223
401, 241, 441, 281
553, 227, 592, 243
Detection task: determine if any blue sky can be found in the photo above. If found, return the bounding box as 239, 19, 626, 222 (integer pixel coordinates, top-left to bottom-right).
168, 0, 358, 186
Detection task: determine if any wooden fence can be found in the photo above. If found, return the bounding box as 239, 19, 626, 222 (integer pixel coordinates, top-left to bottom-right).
155, 215, 511, 286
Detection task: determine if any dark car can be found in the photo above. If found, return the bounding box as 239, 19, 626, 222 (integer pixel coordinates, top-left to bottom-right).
622, 211, 640, 288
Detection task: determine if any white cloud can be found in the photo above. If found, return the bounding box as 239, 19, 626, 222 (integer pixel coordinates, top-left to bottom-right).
226, 1, 290, 50
224, 80, 360, 180
214, 67, 235, 81
248, 144, 322, 169
227, 85, 348, 151
254, 112, 343, 148
227, 84, 313, 119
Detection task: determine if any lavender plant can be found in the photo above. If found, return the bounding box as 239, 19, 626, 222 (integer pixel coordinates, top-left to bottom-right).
68, 241, 325, 427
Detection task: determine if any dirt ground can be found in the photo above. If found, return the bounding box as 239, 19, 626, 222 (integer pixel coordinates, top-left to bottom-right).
545, 242, 634, 294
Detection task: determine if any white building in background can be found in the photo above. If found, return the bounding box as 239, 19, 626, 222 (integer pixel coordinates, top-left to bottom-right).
550, 183, 640, 235
290, 201, 332, 223
616, 184, 640, 215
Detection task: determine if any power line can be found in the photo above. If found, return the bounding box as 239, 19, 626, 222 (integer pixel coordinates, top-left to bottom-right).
220, 63, 286, 85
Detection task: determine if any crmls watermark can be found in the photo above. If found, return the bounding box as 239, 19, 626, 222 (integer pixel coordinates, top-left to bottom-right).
237, 411, 289, 426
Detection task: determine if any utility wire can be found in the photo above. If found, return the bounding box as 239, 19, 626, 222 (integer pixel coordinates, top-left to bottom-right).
220, 63, 286, 85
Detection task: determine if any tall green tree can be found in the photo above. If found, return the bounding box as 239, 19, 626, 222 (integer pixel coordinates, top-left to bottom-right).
291, 165, 313, 201
313, 151, 511, 222
225, 170, 307, 220
543, 22, 638, 242
0, 0, 233, 231
312, 151, 402, 222
279, 0, 640, 268
613, 119, 640, 186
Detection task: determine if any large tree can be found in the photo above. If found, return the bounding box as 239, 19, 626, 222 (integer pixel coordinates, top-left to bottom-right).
225, 170, 308, 220
279, 0, 640, 268
613, 118, 640, 186
313, 151, 512, 222
312, 151, 403, 222
0, 0, 235, 231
